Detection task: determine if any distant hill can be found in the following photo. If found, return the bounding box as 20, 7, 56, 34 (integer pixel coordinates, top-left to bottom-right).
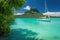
15, 8, 44, 18
15, 12, 43, 18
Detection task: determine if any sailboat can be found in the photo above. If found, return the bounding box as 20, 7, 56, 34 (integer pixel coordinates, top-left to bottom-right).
38, 0, 51, 21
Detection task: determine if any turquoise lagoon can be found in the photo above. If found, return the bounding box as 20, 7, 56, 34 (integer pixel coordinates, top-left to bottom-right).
11, 18, 60, 40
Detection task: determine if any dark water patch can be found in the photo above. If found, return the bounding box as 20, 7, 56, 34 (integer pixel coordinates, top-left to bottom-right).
53, 36, 60, 39
0, 28, 38, 40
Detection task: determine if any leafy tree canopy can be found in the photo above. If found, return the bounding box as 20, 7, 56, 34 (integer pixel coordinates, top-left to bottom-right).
0, 0, 25, 36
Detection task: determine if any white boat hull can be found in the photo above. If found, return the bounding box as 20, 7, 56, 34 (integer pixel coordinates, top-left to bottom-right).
38, 18, 51, 22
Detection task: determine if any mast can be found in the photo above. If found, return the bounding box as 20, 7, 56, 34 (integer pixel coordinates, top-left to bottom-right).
45, 0, 50, 18
45, 0, 48, 12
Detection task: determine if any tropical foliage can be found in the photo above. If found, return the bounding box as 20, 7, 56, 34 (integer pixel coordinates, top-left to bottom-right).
0, 0, 25, 36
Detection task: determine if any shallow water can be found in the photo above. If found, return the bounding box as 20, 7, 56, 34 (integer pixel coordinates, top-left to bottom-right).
11, 18, 60, 40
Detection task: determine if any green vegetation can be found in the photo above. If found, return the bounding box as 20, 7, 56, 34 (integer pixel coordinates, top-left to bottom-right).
15, 8, 43, 18
0, 0, 25, 36
50, 16, 60, 18
15, 12, 43, 18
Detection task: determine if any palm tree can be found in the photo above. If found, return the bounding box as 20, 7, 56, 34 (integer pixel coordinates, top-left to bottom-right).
0, 0, 25, 36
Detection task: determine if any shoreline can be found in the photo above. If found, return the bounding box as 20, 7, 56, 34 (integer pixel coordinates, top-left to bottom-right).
15, 15, 60, 18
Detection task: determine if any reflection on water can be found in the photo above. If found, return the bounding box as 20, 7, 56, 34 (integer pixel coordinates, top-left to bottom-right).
0, 29, 38, 40
10, 18, 60, 40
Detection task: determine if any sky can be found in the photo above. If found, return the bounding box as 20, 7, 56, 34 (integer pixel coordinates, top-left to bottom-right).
15, 0, 60, 13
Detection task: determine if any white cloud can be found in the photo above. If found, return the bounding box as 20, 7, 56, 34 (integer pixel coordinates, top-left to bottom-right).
24, 6, 31, 10
43, 12, 60, 16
